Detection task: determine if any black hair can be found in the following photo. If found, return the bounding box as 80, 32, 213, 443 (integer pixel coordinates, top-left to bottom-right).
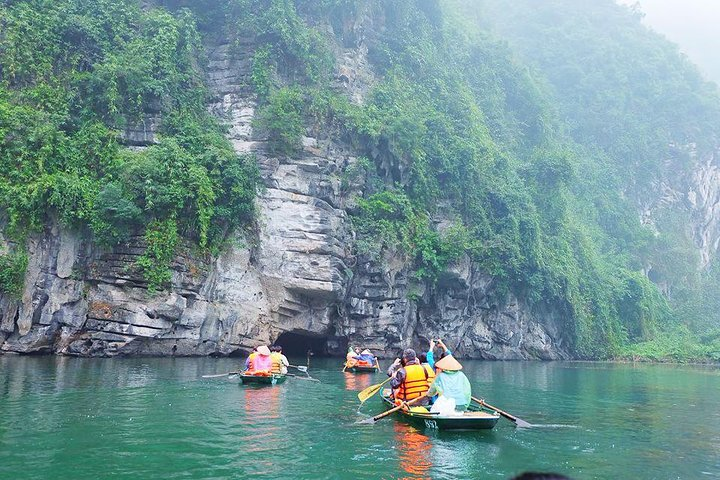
418, 353, 428, 363
510, 473, 573, 480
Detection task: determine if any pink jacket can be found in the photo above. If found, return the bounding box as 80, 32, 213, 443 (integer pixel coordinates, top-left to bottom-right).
251, 354, 272, 371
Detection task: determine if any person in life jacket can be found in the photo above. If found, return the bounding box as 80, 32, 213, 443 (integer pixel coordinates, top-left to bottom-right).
387, 348, 435, 406
244, 347, 258, 371
270, 345, 289, 374
246, 345, 273, 375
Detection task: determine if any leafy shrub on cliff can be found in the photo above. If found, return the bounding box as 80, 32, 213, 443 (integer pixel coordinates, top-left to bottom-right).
0, 251, 29, 297
254, 87, 305, 154
353, 190, 472, 281
136, 219, 178, 292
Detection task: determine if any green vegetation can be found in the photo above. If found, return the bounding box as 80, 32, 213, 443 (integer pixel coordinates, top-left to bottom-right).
0, 251, 29, 297
0, 0, 259, 289
136, 219, 178, 292
256, 87, 305, 154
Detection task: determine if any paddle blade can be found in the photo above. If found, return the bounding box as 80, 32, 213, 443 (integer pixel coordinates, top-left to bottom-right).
296, 366, 308, 372
357, 383, 383, 403
356, 417, 377, 425
202, 372, 237, 378
515, 418, 533, 428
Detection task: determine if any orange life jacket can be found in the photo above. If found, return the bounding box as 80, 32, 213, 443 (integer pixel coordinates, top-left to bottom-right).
397, 363, 435, 401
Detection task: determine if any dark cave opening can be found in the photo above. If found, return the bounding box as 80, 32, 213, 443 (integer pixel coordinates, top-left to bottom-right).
274, 331, 329, 358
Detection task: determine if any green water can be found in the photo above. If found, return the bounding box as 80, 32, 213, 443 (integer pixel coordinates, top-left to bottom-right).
1, 356, 718, 479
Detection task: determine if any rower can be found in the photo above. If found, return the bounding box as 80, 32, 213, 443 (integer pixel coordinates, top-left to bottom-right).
426, 354, 471, 412
387, 348, 435, 406
345, 346, 358, 369
245, 347, 258, 371
270, 345, 289, 374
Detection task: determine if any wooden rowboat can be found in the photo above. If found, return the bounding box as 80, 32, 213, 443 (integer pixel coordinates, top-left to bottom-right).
344, 363, 380, 373
239, 373, 287, 385
380, 389, 500, 431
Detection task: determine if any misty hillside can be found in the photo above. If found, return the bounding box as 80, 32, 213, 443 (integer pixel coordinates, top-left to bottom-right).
0, 0, 718, 360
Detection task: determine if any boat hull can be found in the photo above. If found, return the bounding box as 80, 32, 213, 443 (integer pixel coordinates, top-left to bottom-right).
345, 364, 379, 373
239, 374, 287, 385
380, 390, 499, 431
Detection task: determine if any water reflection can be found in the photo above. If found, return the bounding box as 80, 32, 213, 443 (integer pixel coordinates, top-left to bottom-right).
343, 372, 375, 392
393, 423, 432, 480
240, 385, 283, 470
243, 384, 282, 420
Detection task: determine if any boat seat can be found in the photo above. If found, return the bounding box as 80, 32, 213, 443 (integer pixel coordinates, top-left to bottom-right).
463, 411, 499, 418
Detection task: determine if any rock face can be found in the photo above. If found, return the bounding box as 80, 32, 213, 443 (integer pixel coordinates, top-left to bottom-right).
687, 151, 720, 268
640, 145, 720, 278
0, 10, 573, 360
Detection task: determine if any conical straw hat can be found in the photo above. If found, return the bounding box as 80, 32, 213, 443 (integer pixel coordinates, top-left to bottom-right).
435, 354, 463, 371
256, 345, 271, 356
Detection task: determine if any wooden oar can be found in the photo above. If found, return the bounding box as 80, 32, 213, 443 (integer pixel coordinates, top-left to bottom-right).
287, 364, 319, 380
360, 395, 425, 424
287, 373, 320, 383
472, 396, 532, 428
357, 377, 392, 404
202, 371, 239, 378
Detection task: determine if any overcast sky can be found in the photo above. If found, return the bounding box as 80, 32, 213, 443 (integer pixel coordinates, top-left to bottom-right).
618, 0, 720, 84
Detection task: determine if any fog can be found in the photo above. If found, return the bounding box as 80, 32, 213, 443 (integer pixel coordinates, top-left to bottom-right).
619, 0, 720, 84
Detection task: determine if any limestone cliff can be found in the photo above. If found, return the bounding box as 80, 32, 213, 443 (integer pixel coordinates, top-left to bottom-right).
0, 5, 572, 359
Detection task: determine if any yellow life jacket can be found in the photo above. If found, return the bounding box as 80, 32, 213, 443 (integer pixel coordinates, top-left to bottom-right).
270, 352, 283, 374
397, 363, 435, 401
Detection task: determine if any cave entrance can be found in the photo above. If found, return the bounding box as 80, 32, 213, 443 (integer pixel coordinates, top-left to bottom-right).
275, 331, 329, 358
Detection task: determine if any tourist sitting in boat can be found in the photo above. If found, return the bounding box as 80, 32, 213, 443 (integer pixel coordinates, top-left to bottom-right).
270, 345, 289, 374
245, 346, 258, 370
345, 347, 376, 369
387, 348, 435, 406
245, 345, 273, 375
426, 354, 471, 411
426, 338, 452, 370
355, 349, 376, 366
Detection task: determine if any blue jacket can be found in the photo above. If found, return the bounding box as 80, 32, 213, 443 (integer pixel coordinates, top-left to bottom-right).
426, 348, 451, 369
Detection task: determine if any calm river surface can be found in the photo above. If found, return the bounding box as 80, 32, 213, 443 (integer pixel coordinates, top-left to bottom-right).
1, 356, 718, 479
